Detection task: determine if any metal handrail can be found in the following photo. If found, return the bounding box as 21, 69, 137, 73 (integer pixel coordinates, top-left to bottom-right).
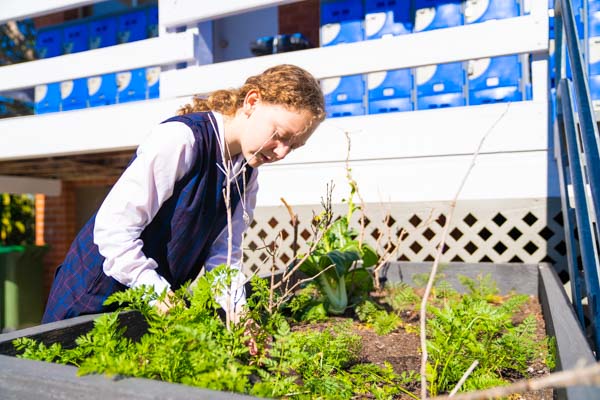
554, 0, 600, 356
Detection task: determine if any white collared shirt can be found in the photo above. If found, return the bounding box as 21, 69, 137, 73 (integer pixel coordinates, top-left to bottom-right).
93, 112, 258, 312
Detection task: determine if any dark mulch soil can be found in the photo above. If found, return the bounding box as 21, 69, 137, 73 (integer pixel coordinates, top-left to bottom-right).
292, 294, 553, 399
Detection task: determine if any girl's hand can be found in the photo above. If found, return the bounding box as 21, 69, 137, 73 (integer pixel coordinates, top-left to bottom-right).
243, 318, 260, 356
155, 290, 177, 315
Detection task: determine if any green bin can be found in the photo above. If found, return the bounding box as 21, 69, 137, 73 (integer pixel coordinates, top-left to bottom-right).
0, 245, 48, 332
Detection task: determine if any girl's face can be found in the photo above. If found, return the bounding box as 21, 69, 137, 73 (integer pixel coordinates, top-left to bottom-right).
235, 90, 315, 168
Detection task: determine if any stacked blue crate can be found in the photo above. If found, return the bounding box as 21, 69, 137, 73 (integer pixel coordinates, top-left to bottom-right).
321, 0, 366, 117
589, 0, 600, 106
60, 78, 88, 110
468, 56, 523, 105
414, 0, 463, 32
34, 83, 62, 114
322, 75, 366, 117
88, 73, 117, 107
117, 68, 147, 103
35, 26, 63, 58
147, 5, 159, 38
417, 62, 466, 109
146, 67, 160, 99
368, 70, 413, 113
89, 15, 118, 49
365, 0, 412, 39
62, 21, 89, 54
464, 0, 519, 24
365, 0, 413, 114
117, 8, 148, 44
414, 1, 465, 109
320, 0, 365, 45
464, 1, 522, 105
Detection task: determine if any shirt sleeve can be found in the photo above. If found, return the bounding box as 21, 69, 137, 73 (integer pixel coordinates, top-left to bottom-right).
93, 121, 196, 296
205, 167, 259, 314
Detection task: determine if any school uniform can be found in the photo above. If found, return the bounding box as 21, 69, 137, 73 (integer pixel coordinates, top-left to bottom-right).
42, 112, 258, 323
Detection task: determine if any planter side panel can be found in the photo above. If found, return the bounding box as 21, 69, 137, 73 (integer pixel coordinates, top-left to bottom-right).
538, 264, 600, 400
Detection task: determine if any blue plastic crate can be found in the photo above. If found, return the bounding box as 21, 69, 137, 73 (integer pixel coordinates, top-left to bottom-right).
469, 86, 522, 105
34, 83, 62, 114
35, 26, 63, 58
468, 55, 521, 91
118, 9, 148, 43
368, 69, 412, 100
322, 75, 365, 105
117, 68, 147, 103
146, 67, 160, 99
147, 5, 159, 38
417, 92, 465, 109
365, 0, 412, 39
588, 0, 600, 37
464, 0, 519, 24
414, 0, 463, 32
369, 97, 412, 114
326, 102, 366, 118
60, 78, 88, 110
89, 16, 118, 49
321, 0, 364, 24
62, 22, 90, 54
320, 0, 365, 46
417, 62, 465, 96
88, 73, 117, 107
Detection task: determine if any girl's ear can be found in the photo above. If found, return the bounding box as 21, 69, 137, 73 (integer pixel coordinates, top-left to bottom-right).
243, 89, 260, 117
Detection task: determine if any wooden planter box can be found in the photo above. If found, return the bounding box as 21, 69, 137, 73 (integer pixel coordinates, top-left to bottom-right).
0, 262, 598, 400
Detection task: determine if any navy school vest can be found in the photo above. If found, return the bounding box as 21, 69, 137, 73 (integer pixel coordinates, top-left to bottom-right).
43, 112, 253, 323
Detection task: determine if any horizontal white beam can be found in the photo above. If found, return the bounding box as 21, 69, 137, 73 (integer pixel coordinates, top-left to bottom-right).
0, 97, 192, 161
0, 31, 196, 92
0, 0, 101, 24
257, 150, 554, 206
162, 14, 548, 98
0, 175, 61, 196
0, 100, 546, 162
280, 100, 548, 166
159, 0, 299, 29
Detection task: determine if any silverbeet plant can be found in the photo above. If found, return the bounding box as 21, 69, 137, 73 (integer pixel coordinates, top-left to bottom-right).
298, 184, 378, 315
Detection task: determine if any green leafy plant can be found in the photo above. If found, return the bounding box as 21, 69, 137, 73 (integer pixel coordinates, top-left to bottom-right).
424, 274, 553, 396
298, 185, 378, 315
14, 265, 420, 399
0, 193, 35, 245
355, 300, 402, 335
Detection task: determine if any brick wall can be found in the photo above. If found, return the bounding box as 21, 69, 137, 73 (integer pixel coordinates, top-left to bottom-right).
278, 0, 320, 48
38, 178, 116, 305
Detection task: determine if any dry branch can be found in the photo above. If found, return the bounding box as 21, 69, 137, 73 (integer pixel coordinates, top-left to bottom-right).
420, 103, 511, 399
431, 362, 600, 400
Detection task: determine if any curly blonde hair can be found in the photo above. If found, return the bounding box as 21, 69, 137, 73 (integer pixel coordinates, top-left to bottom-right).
178, 64, 325, 123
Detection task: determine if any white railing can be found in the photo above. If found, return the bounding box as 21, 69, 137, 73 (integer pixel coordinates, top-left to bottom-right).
0, 31, 196, 92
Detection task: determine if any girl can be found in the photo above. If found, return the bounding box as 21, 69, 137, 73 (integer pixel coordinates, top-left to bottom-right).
42, 64, 325, 323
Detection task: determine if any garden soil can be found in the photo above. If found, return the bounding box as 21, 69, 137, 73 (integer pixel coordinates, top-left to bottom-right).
293, 295, 553, 399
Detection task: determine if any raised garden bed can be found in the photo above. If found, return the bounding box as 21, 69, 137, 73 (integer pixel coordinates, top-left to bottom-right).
0, 262, 598, 400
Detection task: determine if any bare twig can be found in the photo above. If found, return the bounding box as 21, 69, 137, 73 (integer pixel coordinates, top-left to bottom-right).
449, 360, 479, 397
432, 362, 600, 400
420, 103, 511, 399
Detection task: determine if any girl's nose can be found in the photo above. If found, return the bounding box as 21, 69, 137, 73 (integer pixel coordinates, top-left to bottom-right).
274, 142, 292, 160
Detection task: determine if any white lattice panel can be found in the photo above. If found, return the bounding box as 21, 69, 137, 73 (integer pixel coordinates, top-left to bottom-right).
242, 198, 569, 281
